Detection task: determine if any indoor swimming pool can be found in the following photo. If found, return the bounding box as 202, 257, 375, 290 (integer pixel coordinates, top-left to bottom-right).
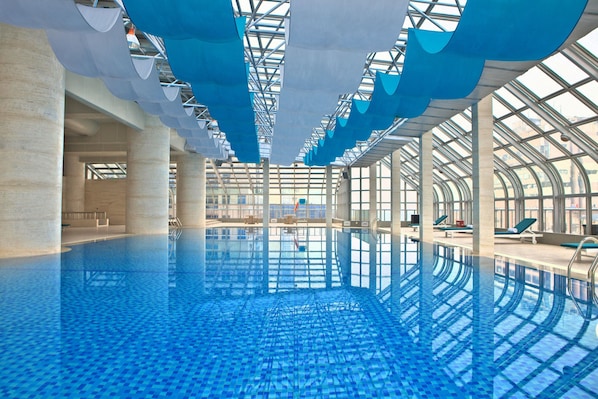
0, 227, 597, 398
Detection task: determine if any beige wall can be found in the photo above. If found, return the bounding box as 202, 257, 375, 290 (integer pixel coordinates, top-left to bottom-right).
85, 179, 127, 225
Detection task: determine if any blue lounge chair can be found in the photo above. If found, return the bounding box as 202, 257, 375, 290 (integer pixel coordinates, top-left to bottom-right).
494, 218, 542, 244
412, 215, 448, 230
433, 215, 448, 226
561, 239, 598, 261
440, 218, 542, 244
438, 224, 473, 237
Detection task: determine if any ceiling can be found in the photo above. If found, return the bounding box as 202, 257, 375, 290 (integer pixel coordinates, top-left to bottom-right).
64, 0, 597, 167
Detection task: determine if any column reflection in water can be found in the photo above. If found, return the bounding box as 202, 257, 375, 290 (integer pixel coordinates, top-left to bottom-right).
0, 254, 61, 397
262, 227, 269, 294
419, 241, 435, 351
172, 228, 206, 297
59, 235, 170, 397
471, 256, 495, 398
369, 229, 377, 293
335, 229, 352, 287
325, 227, 332, 289
390, 233, 402, 316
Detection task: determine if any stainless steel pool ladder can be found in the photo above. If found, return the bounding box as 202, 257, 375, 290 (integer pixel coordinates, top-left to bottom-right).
169, 217, 182, 228
566, 236, 598, 320
370, 218, 379, 241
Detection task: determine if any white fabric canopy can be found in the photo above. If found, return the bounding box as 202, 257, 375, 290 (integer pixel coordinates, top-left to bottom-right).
0, 0, 225, 159
272, 0, 409, 165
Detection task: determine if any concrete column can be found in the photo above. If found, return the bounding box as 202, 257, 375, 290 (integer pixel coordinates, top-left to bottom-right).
0, 24, 65, 257
419, 132, 434, 242
63, 153, 86, 212
472, 95, 495, 256
326, 165, 332, 228
263, 158, 270, 228
391, 150, 402, 235
369, 164, 377, 226
126, 116, 170, 234
176, 153, 206, 227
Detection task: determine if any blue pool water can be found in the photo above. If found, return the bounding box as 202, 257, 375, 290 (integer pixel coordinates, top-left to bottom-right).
0, 227, 597, 398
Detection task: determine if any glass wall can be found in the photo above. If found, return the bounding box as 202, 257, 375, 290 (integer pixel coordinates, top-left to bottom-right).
393, 28, 598, 235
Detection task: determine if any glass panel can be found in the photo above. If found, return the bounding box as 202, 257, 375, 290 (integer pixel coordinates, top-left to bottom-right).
515, 167, 538, 196
517, 67, 562, 98
493, 131, 509, 147
545, 92, 594, 122
566, 197, 586, 234
531, 165, 552, 196
502, 172, 515, 198
446, 181, 461, 202
495, 87, 526, 110
526, 137, 548, 159
548, 132, 584, 155
583, 154, 598, 179
542, 53, 588, 85
495, 200, 506, 227
500, 116, 538, 140
434, 129, 453, 143
494, 175, 506, 200
555, 159, 586, 195
434, 150, 452, 165
524, 199, 540, 222
451, 113, 471, 132
434, 185, 444, 203
507, 200, 516, 228
463, 177, 472, 193
521, 109, 552, 133
493, 96, 512, 118
543, 198, 554, 232
578, 28, 598, 53
576, 81, 598, 112
496, 148, 523, 168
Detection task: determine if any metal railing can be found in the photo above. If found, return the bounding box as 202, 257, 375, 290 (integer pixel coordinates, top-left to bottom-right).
62, 211, 107, 220
567, 236, 598, 321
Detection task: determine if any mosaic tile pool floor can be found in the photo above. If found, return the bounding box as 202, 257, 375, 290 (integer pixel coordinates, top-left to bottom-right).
0, 228, 597, 398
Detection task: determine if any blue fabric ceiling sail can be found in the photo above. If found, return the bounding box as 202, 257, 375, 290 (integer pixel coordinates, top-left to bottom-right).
122, 0, 259, 163
445, 0, 588, 61
123, 0, 245, 42
397, 29, 485, 100
190, 83, 253, 110
164, 39, 249, 86
368, 73, 430, 120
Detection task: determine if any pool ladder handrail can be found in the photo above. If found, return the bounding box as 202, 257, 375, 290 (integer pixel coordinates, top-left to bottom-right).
370, 217, 379, 241
566, 236, 598, 321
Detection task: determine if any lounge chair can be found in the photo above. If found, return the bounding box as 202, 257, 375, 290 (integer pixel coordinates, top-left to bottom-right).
433, 215, 448, 226
438, 225, 473, 237
560, 238, 598, 261
494, 218, 542, 244
440, 218, 542, 244
412, 215, 448, 231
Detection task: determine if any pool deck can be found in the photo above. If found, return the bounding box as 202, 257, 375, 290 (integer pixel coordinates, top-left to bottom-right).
60, 223, 597, 280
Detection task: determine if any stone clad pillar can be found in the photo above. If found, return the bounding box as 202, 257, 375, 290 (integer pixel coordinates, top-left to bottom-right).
0, 24, 65, 257
126, 116, 170, 234
419, 132, 434, 242
369, 164, 377, 226
63, 153, 86, 213
472, 95, 495, 256
391, 150, 402, 235
263, 159, 270, 227
176, 153, 206, 227
326, 165, 332, 228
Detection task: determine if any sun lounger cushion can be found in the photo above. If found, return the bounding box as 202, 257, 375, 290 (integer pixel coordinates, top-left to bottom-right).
560, 242, 598, 249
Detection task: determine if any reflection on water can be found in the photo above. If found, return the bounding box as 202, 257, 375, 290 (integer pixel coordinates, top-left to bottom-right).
0, 227, 596, 398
